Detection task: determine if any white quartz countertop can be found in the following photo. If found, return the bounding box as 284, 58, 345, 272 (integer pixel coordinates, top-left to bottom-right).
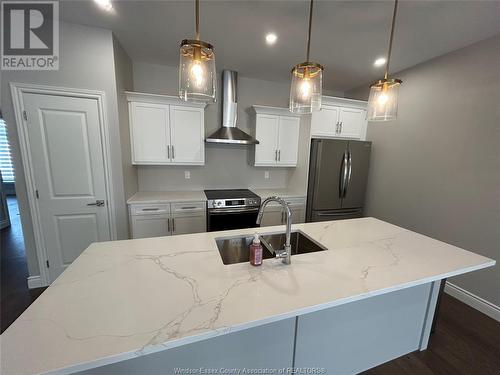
127, 191, 207, 204
1, 218, 494, 375
251, 189, 306, 200
126, 189, 306, 205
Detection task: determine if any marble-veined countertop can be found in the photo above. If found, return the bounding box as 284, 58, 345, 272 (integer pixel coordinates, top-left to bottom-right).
0, 218, 494, 374
126, 189, 306, 205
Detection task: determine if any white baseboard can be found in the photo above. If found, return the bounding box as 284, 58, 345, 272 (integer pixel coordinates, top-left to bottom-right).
444, 282, 500, 322
27, 275, 43, 289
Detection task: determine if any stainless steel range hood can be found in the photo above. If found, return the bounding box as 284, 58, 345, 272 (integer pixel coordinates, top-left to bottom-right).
205, 70, 259, 145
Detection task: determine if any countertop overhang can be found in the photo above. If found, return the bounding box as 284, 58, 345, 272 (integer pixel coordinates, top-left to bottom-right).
1, 218, 495, 374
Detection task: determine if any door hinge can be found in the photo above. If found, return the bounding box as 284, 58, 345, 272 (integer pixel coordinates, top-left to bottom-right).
23, 110, 27, 121
35, 190, 39, 199
46, 260, 50, 268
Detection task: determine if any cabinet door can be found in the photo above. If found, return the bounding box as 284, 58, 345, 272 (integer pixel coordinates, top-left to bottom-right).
169, 106, 205, 165
171, 214, 206, 235
311, 105, 339, 137
338, 108, 366, 139
277, 116, 300, 166
254, 114, 279, 166
130, 102, 170, 164
131, 215, 171, 239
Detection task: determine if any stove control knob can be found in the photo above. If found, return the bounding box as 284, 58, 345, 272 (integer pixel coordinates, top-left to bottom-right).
214, 200, 223, 208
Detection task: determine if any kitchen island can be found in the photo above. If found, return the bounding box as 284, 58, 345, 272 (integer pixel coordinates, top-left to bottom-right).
1, 218, 494, 374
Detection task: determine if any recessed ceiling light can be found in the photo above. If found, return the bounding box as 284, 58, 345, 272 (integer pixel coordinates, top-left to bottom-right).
265, 33, 278, 45
94, 0, 113, 11
373, 57, 386, 67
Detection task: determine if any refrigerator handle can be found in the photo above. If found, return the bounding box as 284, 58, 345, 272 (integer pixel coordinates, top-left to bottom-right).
345, 151, 352, 197
340, 150, 349, 198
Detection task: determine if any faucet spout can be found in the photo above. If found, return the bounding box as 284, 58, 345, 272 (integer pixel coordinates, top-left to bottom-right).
256, 196, 292, 264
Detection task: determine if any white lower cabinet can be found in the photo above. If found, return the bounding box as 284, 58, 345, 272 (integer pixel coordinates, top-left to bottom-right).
130, 202, 206, 239
170, 202, 206, 236
259, 197, 306, 227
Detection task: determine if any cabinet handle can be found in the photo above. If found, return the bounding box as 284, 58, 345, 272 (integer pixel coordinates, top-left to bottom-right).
172, 218, 175, 232
172, 145, 175, 159
181, 206, 197, 210
336, 122, 339, 134
167, 218, 171, 232
141, 208, 159, 211
275, 150, 278, 161
278, 150, 281, 161
339, 122, 343, 133
167, 145, 170, 159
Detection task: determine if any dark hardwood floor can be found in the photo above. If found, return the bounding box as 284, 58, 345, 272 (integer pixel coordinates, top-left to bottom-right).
362, 292, 500, 375
1, 197, 499, 373
1, 197, 46, 334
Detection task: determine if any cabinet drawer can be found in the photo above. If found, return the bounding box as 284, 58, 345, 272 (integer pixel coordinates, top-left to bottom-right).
130, 204, 170, 216
171, 201, 206, 215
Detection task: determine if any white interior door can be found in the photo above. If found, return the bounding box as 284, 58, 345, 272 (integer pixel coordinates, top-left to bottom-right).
277, 116, 300, 166
169, 105, 204, 164
23, 92, 111, 282
254, 114, 279, 165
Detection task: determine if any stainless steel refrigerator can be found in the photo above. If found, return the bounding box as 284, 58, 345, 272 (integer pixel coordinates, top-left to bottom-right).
306, 139, 372, 222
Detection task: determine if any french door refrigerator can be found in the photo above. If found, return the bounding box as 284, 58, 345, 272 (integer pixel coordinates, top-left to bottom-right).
306, 139, 371, 222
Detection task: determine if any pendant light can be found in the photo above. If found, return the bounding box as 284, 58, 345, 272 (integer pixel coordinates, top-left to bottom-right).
289, 0, 324, 114
367, 0, 403, 121
179, 0, 216, 103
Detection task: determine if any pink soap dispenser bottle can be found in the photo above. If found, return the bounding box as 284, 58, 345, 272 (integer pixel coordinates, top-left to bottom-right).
250, 233, 263, 266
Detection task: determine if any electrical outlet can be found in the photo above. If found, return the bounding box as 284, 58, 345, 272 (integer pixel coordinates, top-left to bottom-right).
264, 171, 270, 179
184, 171, 191, 179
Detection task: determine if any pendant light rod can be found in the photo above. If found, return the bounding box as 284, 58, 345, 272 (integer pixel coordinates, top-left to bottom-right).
195, 0, 200, 40
305, 0, 314, 62
384, 0, 399, 79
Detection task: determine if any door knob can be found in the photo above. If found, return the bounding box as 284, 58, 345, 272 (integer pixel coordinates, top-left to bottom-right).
87, 200, 105, 207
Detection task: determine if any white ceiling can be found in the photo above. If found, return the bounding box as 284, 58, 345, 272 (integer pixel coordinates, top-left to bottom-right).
60, 0, 500, 92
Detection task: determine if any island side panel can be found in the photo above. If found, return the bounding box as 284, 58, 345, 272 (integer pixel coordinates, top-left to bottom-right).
294, 283, 437, 374
77, 318, 296, 375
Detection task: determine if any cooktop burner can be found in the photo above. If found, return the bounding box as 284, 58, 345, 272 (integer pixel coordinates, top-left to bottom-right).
204, 189, 259, 200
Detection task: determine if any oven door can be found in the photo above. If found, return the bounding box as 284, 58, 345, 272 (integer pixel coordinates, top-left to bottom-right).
207, 207, 260, 232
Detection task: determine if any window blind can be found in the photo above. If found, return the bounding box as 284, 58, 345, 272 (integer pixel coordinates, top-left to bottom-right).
0, 118, 15, 182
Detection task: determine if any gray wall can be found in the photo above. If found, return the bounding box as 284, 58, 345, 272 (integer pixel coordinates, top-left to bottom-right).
133, 62, 341, 191
113, 36, 137, 201
346, 34, 500, 306
0, 22, 131, 277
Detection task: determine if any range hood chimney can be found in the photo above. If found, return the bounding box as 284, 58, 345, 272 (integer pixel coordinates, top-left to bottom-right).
205, 70, 259, 145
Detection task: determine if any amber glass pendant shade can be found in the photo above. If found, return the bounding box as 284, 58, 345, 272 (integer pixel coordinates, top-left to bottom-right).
289, 62, 323, 114
367, 78, 402, 121
179, 39, 216, 103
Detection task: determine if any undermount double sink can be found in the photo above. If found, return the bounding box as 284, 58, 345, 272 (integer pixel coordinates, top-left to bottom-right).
215, 230, 327, 265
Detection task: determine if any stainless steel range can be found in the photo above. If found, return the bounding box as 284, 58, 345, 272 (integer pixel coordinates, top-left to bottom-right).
205, 189, 261, 232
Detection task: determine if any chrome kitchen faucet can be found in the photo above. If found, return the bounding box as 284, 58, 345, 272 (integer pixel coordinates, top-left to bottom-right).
256, 196, 292, 264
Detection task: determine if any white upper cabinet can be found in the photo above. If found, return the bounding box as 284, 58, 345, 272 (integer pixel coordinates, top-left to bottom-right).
127, 92, 206, 165
277, 116, 301, 166
311, 97, 368, 140
253, 106, 301, 167
130, 102, 170, 163
310, 105, 339, 137
254, 114, 280, 165
169, 105, 204, 164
